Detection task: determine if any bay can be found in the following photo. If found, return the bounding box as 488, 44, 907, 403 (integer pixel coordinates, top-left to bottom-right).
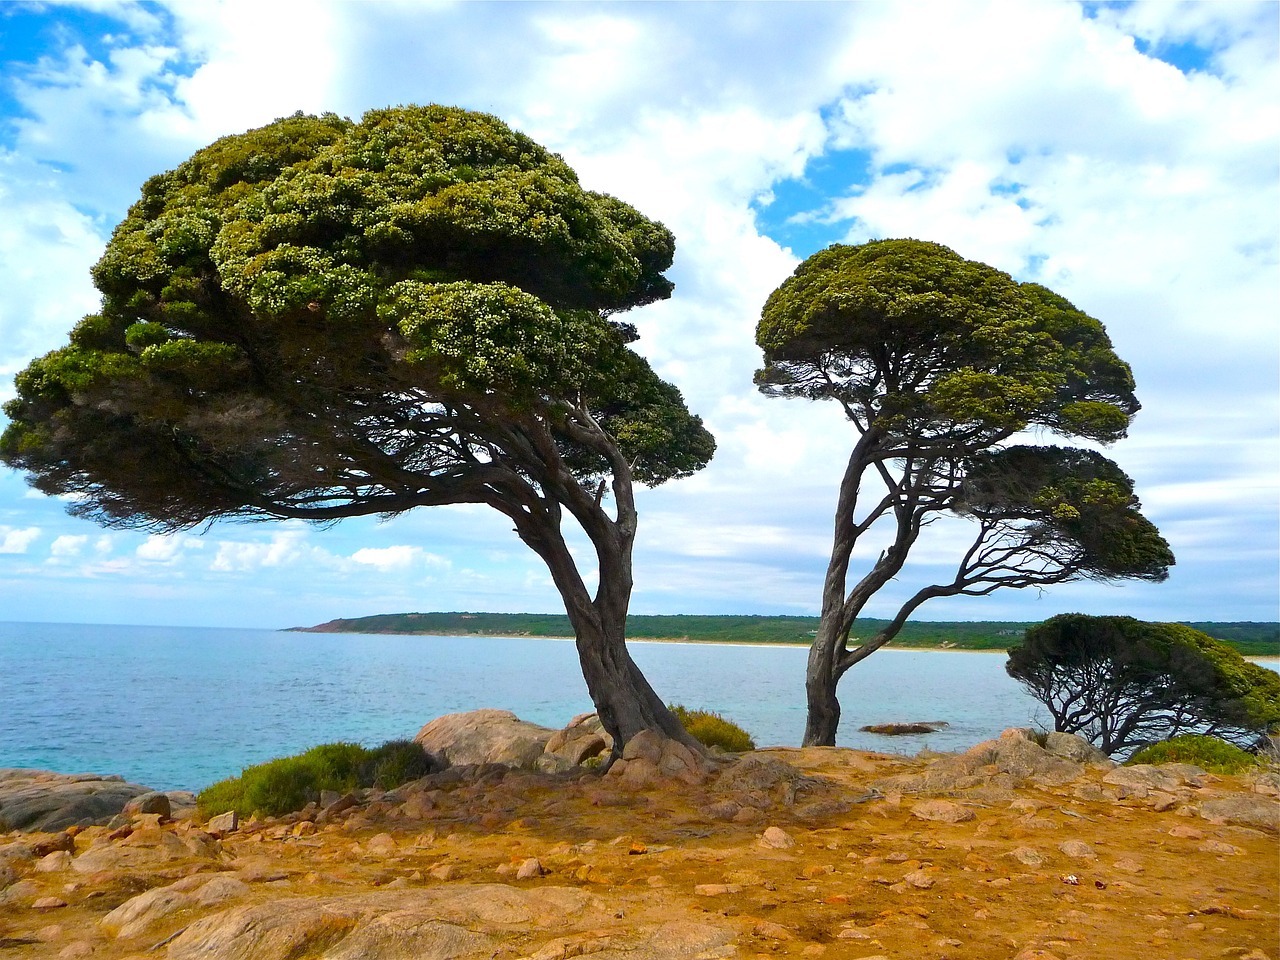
0, 621, 1053, 791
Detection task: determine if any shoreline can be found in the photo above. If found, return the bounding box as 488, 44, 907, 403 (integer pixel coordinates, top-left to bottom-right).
305, 628, 1013, 653
302, 629, 1280, 661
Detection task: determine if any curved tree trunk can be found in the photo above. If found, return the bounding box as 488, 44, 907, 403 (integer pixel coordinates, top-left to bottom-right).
571, 607, 693, 754
804, 630, 842, 747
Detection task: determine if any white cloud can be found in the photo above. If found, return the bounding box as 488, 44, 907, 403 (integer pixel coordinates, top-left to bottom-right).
348, 545, 442, 572
0, 526, 41, 554
0, 1, 1273, 626
49, 534, 89, 559
210, 531, 306, 572
135, 534, 200, 563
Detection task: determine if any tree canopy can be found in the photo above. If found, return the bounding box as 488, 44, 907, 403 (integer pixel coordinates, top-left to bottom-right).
755, 239, 1172, 746
1007, 614, 1280, 756
1, 105, 714, 753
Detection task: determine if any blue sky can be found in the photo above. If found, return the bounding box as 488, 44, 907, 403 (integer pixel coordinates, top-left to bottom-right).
0, 1, 1276, 629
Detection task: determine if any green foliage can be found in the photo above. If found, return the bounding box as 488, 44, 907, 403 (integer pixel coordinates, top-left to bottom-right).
1, 104, 712, 530
668, 704, 756, 752
196, 739, 437, 818
755, 239, 1138, 445
1128, 735, 1261, 774
362, 739, 437, 789
960, 446, 1173, 582
1007, 614, 1280, 757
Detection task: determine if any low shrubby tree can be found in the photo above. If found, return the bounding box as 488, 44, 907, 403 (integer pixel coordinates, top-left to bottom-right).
755, 239, 1173, 746
1128, 734, 1261, 774
197, 739, 440, 818
669, 704, 756, 752
0, 105, 714, 756
1006, 614, 1280, 757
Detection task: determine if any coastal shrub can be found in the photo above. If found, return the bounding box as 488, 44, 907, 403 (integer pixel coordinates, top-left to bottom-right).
197, 738, 437, 818
363, 739, 437, 789
669, 704, 756, 752
1127, 735, 1261, 774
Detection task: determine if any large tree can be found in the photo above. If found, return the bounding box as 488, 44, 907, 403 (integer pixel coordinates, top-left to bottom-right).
1007, 614, 1280, 756
1, 106, 714, 756
755, 239, 1173, 746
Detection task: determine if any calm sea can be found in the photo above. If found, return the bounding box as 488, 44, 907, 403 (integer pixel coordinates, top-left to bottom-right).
0, 621, 1057, 791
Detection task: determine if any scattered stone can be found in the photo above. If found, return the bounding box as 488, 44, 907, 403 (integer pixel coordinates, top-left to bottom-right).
1058, 840, 1097, 860
694, 883, 742, 896
516, 857, 544, 879
35, 850, 72, 872
1198, 796, 1280, 832
759, 826, 795, 849
902, 869, 934, 889
123, 791, 171, 818
365, 833, 398, 857
207, 810, 238, 834
32, 896, 68, 910
1198, 839, 1244, 856
753, 919, 794, 940
1009, 846, 1046, 866
911, 800, 975, 823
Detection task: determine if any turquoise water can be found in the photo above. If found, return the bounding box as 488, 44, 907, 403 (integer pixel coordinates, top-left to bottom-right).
0, 621, 1053, 791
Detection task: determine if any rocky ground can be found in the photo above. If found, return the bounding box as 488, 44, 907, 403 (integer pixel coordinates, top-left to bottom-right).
1, 727, 1276, 960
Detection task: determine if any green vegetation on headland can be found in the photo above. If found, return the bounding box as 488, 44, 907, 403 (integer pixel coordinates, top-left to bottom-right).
290, 612, 1279, 657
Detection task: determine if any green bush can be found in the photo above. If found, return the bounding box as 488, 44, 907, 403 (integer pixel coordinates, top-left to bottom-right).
197, 738, 437, 818
363, 739, 437, 789
669, 704, 756, 752
1127, 734, 1261, 774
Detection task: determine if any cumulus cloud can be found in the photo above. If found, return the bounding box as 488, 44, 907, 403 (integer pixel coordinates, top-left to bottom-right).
210, 531, 307, 572
48, 534, 89, 559
0, 1, 1274, 625
348, 545, 449, 573
0, 525, 41, 554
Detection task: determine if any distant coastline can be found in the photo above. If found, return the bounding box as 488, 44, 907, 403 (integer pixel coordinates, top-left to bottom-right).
287, 612, 1280, 657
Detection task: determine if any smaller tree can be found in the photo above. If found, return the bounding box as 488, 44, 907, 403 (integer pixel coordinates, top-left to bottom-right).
1006, 614, 1280, 757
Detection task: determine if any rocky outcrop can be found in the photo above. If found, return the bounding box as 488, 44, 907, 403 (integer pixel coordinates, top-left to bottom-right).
1, 732, 1277, 960
860, 721, 949, 735
871, 728, 1111, 798
541, 712, 613, 768
603, 729, 715, 789
0, 769, 157, 832
414, 709, 559, 769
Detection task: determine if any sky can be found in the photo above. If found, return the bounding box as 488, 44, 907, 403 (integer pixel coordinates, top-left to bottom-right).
0, 0, 1276, 630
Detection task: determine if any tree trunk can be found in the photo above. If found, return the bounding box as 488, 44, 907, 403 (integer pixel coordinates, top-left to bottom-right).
804, 631, 842, 747
571, 605, 694, 757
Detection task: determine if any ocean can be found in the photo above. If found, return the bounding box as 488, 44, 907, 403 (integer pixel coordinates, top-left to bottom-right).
0, 621, 1056, 792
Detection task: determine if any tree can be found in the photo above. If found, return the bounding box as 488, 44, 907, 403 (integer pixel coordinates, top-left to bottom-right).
0, 106, 714, 756
755, 239, 1173, 746
1007, 614, 1280, 756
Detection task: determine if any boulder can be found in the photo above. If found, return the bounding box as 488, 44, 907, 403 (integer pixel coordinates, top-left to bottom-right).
166, 885, 609, 960
1198, 795, 1280, 833
0, 769, 156, 832
872, 728, 1086, 796
123, 790, 171, 818
543, 712, 613, 765
414, 710, 557, 770
605, 730, 714, 787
